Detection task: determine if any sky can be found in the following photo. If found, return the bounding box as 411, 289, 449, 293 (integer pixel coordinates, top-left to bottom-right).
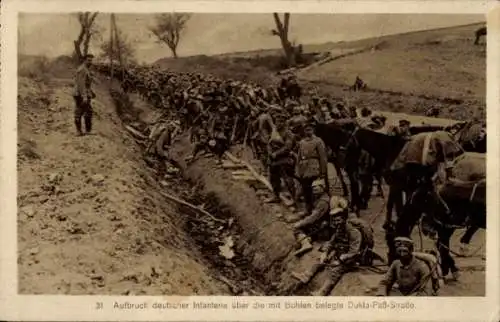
18, 13, 484, 63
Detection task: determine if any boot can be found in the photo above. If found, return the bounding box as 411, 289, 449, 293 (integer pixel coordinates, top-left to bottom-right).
75, 118, 83, 136
291, 270, 315, 284
451, 270, 460, 281
312, 279, 333, 296
293, 238, 313, 257
264, 195, 281, 204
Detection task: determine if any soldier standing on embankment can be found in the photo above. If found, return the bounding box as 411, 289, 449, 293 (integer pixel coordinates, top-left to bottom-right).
73, 54, 95, 136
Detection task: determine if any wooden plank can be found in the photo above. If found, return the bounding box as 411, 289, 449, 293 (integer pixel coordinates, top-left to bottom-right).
159, 191, 225, 224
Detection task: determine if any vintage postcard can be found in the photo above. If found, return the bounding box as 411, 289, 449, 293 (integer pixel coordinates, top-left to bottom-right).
1, 0, 499, 321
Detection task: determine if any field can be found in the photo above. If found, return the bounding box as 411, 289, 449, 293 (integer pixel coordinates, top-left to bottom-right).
17, 22, 485, 296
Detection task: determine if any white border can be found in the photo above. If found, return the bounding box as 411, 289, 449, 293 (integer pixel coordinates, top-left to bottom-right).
2, 1, 500, 321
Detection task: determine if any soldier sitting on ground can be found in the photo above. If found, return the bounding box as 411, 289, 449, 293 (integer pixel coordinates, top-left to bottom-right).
352, 76, 367, 91
291, 197, 375, 295
291, 179, 332, 257
376, 237, 436, 296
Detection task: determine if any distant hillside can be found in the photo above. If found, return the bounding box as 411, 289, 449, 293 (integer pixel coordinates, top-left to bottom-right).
299, 22, 486, 102
152, 22, 485, 122
188, 22, 486, 59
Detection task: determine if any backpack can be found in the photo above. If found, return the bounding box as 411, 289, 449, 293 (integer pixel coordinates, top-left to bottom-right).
347, 216, 375, 265
413, 251, 443, 295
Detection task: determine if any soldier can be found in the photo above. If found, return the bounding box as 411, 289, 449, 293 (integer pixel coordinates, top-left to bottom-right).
292, 197, 373, 295
288, 105, 308, 139
352, 76, 367, 91
251, 105, 275, 167
389, 119, 411, 139
295, 122, 329, 214
73, 54, 95, 136
291, 179, 332, 257
265, 113, 297, 205
312, 197, 375, 295
147, 119, 181, 175
370, 115, 387, 130
287, 74, 302, 100
376, 237, 435, 296
356, 107, 373, 128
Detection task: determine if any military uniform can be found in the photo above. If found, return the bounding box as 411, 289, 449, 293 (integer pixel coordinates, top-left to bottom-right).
252, 112, 274, 166
313, 221, 363, 295
73, 62, 94, 135
267, 126, 297, 202
291, 180, 331, 257
377, 237, 435, 296
149, 121, 180, 158
377, 255, 434, 296
288, 114, 308, 138
296, 134, 329, 213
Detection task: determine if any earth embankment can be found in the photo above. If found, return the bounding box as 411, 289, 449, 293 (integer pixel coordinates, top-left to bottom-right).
17, 75, 229, 295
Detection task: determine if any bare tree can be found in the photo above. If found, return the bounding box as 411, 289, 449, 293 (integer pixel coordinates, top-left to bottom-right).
271, 13, 296, 68
149, 13, 191, 59
74, 12, 100, 62
100, 29, 137, 65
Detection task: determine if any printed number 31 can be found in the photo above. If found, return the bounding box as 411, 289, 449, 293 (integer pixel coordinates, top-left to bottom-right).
96, 302, 103, 310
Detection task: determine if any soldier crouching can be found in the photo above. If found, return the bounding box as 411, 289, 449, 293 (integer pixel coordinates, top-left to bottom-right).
147, 119, 181, 175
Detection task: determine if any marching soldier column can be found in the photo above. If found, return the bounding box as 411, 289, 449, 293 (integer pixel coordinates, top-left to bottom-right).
92, 62, 478, 297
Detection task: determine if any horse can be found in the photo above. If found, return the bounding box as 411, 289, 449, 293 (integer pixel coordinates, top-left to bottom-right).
314, 119, 369, 213
402, 171, 485, 278
410, 121, 486, 154
474, 27, 487, 45
351, 128, 408, 224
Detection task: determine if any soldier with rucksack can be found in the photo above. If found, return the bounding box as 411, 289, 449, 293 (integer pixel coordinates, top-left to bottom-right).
377, 237, 438, 296
291, 197, 376, 295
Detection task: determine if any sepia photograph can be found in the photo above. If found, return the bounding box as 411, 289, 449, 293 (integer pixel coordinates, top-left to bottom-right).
14, 10, 489, 300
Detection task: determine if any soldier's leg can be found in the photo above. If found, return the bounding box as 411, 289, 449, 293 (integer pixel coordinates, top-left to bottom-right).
291, 247, 325, 283
83, 101, 93, 133
268, 165, 282, 202
438, 228, 459, 279
460, 225, 478, 245
359, 174, 372, 209
73, 96, 84, 135
300, 177, 315, 214
314, 265, 348, 296
282, 164, 297, 204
